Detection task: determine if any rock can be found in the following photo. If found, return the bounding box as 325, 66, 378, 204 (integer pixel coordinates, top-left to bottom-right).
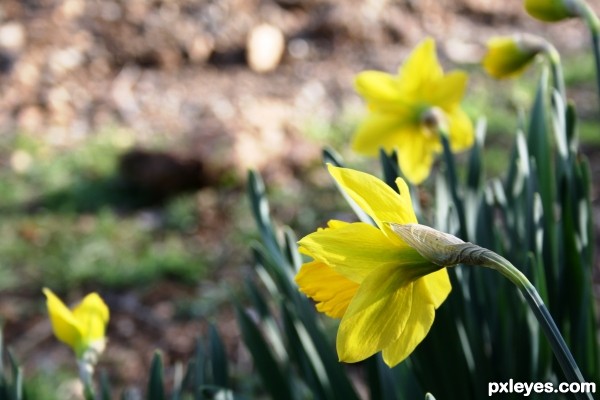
246, 23, 285, 73
0, 22, 25, 51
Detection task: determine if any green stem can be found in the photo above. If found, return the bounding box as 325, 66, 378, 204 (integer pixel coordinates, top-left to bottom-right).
590, 30, 600, 114
477, 250, 593, 400
391, 224, 593, 398
78, 360, 96, 400
576, 0, 600, 113
545, 46, 566, 102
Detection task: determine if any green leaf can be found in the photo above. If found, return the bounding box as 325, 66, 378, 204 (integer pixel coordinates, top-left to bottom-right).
209, 324, 229, 389
379, 148, 402, 192
7, 351, 21, 400
235, 305, 294, 400
147, 351, 166, 400
100, 370, 112, 400
251, 244, 296, 299
245, 280, 272, 319
282, 227, 302, 272
466, 118, 487, 191
365, 355, 400, 400
527, 69, 558, 289
247, 170, 285, 268
280, 303, 332, 399
322, 147, 344, 167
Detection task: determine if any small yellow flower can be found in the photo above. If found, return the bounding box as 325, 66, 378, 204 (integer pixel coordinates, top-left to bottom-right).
43, 288, 109, 359
352, 38, 474, 184
482, 35, 545, 79
295, 165, 451, 367
524, 0, 578, 22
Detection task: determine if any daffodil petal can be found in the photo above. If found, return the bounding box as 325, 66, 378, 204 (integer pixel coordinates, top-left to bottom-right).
72, 292, 110, 342
354, 71, 403, 106
427, 71, 468, 109
352, 113, 410, 156
397, 132, 436, 185
43, 288, 82, 349
397, 38, 443, 95
327, 165, 418, 231
298, 221, 427, 282
421, 268, 452, 308
447, 107, 475, 152
295, 260, 359, 318
336, 264, 417, 363
381, 279, 436, 366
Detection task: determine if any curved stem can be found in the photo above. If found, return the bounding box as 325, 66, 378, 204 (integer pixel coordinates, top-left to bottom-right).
391, 225, 593, 397
576, 1, 600, 113
545, 46, 566, 102
477, 250, 593, 400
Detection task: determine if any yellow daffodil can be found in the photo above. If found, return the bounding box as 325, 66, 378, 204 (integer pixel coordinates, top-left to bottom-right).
352, 38, 474, 184
43, 288, 109, 359
295, 165, 451, 367
524, 0, 578, 22
482, 35, 545, 79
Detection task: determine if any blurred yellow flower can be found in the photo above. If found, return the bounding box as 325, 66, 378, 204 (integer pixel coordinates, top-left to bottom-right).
295, 165, 451, 367
482, 35, 544, 79
352, 38, 474, 184
524, 0, 578, 22
43, 288, 109, 358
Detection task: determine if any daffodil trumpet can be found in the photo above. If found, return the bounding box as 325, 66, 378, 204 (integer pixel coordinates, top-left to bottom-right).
390, 223, 592, 400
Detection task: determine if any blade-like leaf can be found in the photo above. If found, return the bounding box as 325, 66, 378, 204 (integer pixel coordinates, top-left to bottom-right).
235, 305, 294, 400
147, 351, 166, 400
209, 324, 229, 389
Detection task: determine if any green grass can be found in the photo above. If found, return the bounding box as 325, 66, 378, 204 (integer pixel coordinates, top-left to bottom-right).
0, 131, 209, 292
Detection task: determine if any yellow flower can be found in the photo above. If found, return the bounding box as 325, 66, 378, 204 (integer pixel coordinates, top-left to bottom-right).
295, 165, 451, 367
482, 35, 545, 79
524, 0, 578, 22
352, 38, 474, 184
43, 288, 109, 358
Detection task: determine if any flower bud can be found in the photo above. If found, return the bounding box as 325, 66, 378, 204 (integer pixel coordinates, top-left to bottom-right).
524, 0, 579, 22
389, 223, 497, 267
388, 223, 466, 266
482, 34, 547, 79
43, 288, 109, 359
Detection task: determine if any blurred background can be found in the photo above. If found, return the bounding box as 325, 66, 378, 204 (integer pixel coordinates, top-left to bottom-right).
0, 0, 598, 397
